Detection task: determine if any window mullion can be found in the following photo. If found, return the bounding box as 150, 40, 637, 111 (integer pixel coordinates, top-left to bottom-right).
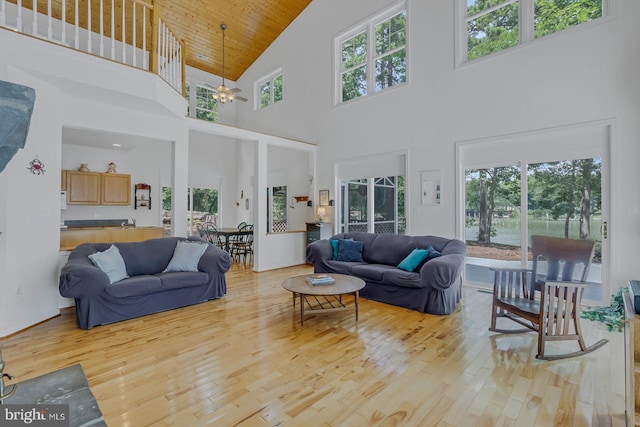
520, 0, 534, 44
368, 21, 375, 95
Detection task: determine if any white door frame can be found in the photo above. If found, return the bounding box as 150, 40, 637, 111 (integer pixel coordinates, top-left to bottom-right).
455, 120, 612, 305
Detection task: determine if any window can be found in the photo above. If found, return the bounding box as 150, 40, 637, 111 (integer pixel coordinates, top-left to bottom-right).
255, 68, 283, 110
267, 185, 287, 233
185, 82, 219, 122
336, 2, 406, 104
161, 186, 219, 236
460, 0, 608, 63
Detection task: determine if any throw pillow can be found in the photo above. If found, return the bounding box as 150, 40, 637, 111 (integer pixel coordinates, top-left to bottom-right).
163, 240, 208, 272
89, 245, 129, 284
397, 248, 431, 272
329, 239, 340, 260
425, 245, 442, 260
337, 239, 364, 262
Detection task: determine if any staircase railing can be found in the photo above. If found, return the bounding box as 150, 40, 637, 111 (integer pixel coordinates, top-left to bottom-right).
0, 0, 185, 95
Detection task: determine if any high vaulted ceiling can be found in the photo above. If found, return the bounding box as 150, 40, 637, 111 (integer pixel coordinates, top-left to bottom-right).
155, 0, 312, 81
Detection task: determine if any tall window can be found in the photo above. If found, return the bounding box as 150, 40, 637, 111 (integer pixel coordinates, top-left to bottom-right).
256, 68, 283, 110
336, 2, 406, 104
185, 82, 219, 122
459, 0, 608, 63
267, 186, 287, 233
161, 186, 219, 236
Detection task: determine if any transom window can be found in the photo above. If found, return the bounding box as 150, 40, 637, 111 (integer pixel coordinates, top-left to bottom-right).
335, 2, 407, 105
459, 0, 608, 64
255, 68, 284, 110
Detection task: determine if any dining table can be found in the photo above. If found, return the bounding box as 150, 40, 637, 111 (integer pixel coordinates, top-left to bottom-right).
216, 227, 253, 253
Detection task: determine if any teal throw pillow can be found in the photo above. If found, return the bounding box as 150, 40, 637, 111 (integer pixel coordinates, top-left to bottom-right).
329, 239, 339, 260
397, 248, 431, 272
89, 244, 129, 284
163, 240, 208, 272
336, 239, 364, 262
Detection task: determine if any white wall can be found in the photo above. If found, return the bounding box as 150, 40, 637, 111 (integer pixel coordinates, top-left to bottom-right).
236, 0, 640, 290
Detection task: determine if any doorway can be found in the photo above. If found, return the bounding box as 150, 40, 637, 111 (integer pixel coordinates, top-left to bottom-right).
457, 122, 610, 305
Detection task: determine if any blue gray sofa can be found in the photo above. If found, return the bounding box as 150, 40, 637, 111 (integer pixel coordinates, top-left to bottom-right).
59, 236, 231, 329
306, 232, 465, 315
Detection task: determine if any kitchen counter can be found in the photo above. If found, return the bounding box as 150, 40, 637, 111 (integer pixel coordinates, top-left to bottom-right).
60, 226, 164, 250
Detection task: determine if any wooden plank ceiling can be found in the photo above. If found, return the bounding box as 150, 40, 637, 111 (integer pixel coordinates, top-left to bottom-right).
156, 0, 312, 81
10, 0, 312, 81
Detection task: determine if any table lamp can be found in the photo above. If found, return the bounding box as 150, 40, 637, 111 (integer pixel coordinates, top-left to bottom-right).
317, 207, 326, 222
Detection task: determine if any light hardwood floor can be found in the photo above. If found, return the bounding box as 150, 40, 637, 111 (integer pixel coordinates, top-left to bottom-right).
0, 263, 626, 426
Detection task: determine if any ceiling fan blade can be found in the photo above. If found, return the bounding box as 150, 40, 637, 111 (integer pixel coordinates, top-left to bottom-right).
229, 87, 242, 93
234, 96, 248, 102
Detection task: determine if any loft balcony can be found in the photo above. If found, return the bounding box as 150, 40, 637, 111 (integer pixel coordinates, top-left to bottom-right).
0, 0, 184, 95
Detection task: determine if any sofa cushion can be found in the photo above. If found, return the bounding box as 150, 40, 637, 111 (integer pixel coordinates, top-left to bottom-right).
325, 260, 367, 275
351, 264, 396, 282
382, 268, 425, 288
157, 271, 209, 289
337, 239, 364, 262
397, 248, 430, 272
104, 275, 162, 298
117, 238, 179, 276
163, 240, 208, 272
88, 245, 129, 284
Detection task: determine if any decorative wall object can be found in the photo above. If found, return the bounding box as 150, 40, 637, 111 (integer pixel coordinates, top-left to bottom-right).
78, 163, 90, 172
106, 162, 117, 173
27, 156, 45, 175
0, 80, 36, 174
421, 170, 442, 206
319, 190, 329, 206
134, 183, 151, 209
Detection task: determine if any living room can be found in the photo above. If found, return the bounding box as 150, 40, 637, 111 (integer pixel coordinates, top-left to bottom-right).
1, 0, 638, 424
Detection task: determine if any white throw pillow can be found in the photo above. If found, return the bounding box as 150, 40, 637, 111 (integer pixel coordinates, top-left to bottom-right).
88, 245, 129, 284
163, 240, 208, 272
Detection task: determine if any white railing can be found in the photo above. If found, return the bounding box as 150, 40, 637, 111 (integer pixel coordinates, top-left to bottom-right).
156, 16, 182, 93
0, 0, 184, 94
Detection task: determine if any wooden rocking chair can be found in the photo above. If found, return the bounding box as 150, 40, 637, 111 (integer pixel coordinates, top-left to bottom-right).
489, 235, 608, 360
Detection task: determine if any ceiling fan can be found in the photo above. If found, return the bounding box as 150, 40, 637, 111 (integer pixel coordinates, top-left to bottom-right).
207, 23, 247, 104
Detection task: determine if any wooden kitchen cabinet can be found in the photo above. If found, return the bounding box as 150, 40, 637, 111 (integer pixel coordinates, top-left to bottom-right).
101, 173, 131, 205
65, 171, 101, 205
63, 171, 131, 205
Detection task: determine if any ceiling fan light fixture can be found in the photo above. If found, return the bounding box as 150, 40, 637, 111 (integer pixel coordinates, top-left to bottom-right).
211, 23, 246, 104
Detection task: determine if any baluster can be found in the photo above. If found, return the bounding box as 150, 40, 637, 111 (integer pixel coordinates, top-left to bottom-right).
99, 0, 103, 56
61, 0, 66, 45
31, 0, 36, 36
17, 0, 22, 32
156, 17, 161, 75
110, 0, 114, 59
121, 0, 125, 63
161, 20, 166, 78
1, 0, 6, 27
87, 0, 91, 53
142, 4, 147, 69
169, 32, 173, 86
47, 0, 52, 39
132, 1, 136, 67
74, 0, 79, 49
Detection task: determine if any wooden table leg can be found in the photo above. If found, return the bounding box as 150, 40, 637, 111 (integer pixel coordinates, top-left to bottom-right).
355, 291, 359, 321
300, 293, 305, 325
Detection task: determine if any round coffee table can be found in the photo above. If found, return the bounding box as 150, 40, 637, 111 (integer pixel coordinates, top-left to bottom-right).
282, 274, 365, 325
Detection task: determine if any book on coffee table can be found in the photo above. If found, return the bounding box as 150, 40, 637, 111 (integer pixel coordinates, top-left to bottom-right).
306, 274, 335, 285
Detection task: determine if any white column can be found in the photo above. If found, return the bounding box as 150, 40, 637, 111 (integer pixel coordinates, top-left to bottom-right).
172, 135, 189, 238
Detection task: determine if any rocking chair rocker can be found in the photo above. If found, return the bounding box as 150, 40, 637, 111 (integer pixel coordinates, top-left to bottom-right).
489, 235, 608, 360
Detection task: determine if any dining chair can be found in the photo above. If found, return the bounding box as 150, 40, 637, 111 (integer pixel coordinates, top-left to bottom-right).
489, 235, 608, 360
203, 222, 224, 250
230, 224, 253, 263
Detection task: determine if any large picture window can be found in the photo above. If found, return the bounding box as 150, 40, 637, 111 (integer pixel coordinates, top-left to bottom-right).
336, 2, 406, 104
459, 0, 609, 64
